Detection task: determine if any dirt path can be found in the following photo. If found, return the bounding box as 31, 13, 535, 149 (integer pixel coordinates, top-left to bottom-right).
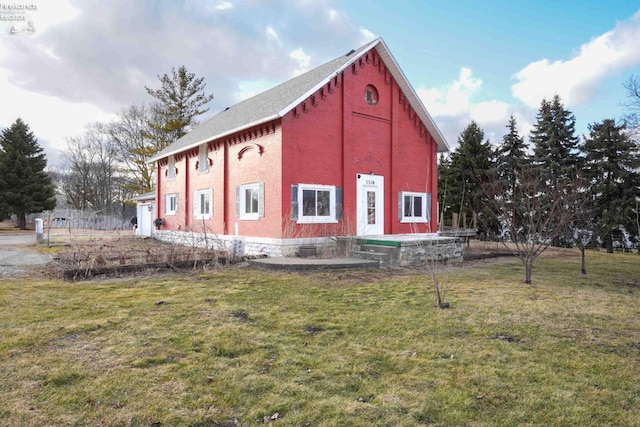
0, 234, 51, 279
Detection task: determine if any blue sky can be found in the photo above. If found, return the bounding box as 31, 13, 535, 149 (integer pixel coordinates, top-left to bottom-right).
1, 0, 639, 166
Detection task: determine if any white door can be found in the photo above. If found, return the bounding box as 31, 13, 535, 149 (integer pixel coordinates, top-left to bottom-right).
138, 203, 153, 237
356, 173, 384, 236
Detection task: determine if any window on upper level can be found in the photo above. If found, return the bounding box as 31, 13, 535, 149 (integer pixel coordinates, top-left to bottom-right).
198, 144, 209, 173
364, 84, 379, 106
167, 155, 176, 179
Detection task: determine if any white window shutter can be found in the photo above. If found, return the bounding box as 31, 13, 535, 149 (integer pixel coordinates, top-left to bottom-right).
290, 185, 298, 221
235, 185, 241, 218
258, 182, 265, 217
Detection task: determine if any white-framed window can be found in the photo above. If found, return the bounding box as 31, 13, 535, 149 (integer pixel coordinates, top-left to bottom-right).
236, 182, 264, 220
399, 191, 430, 223
297, 184, 337, 224
167, 155, 176, 179
165, 193, 178, 215
198, 144, 209, 173
194, 189, 212, 220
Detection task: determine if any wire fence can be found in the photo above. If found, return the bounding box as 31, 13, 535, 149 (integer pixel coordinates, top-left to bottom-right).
28, 207, 136, 233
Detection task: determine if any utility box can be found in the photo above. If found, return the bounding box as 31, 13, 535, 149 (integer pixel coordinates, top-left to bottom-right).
231, 238, 245, 257
35, 218, 43, 243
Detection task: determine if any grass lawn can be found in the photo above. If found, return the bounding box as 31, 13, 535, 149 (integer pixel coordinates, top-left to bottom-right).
1, 249, 639, 426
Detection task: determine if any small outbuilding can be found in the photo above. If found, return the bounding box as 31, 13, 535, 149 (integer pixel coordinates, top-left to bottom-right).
132, 192, 156, 237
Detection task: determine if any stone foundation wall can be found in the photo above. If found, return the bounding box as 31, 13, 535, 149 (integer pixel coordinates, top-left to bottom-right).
154, 230, 337, 258
153, 231, 464, 267
397, 238, 464, 267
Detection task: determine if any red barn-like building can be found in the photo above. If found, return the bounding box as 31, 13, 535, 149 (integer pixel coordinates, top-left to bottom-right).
148, 38, 449, 256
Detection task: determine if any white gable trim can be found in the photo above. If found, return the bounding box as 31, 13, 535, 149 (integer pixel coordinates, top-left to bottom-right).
374, 40, 449, 152
276, 38, 381, 119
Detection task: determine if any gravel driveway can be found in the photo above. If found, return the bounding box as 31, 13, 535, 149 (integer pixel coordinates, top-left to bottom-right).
0, 234, 51, 279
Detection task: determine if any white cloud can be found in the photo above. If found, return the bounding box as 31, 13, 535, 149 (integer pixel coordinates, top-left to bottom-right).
0, 0, 79, 38
215, 1, 233, 11
470, 100, 510, 124
290, 47, 311, 76
512, 10, 640, 108
417, 67, 514, 149
265, 26, 278, 41
328, 9, 338, 21
418, 67, 483, 116
359, 27, 376, 44
513, 112, 534, 144
33, 0, 79, 34
0, 68, 115, 166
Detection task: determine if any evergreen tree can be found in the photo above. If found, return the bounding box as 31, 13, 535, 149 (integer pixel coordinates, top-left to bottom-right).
0, 118, 56, 229
491, 115, 529, 240
437, 152, 452, 228
495, 114, 528, 190
530, 95, 579, 179
582, 119, 640, 252
446, 121, 494, 231
530, 95, 580, 246
145, 65, 214, 145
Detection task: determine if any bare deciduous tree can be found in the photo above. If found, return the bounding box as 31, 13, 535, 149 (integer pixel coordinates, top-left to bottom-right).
480, 165, 584, 284
108, 103, 165, 194
623, 75, 640, 136
570, 195, 595, 275
62, 123, 125, 214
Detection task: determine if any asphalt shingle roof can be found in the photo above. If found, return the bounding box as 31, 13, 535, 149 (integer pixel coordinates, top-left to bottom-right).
150, 38, 448, 162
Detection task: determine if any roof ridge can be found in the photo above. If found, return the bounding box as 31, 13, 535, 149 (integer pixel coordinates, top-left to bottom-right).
223, 39, 378, 114
149, 37, 448, 163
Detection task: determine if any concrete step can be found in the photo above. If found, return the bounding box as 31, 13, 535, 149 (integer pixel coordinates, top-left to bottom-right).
352, 244, 400, 267
350, 250, 392, 267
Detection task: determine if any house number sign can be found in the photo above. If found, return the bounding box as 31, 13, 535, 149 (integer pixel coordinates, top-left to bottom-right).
366, 180, 375, 185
